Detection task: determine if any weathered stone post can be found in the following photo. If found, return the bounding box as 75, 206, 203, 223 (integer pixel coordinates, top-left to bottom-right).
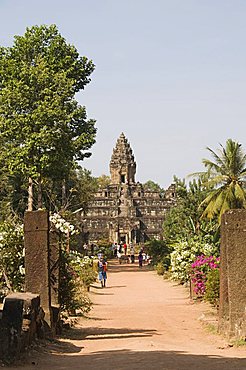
24, 210, 52, 326
0, 292, 40, 360
219, 209, 246, 339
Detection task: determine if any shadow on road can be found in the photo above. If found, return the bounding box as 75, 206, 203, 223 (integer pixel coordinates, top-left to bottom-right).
90, 290, 114, 296
108, 260, 154, 274
90, 284, 127, 289
60, 326, 158, 341
22, 347, 246, 370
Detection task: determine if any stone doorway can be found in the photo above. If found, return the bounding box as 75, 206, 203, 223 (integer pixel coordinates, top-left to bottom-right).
120, 235, 126, 244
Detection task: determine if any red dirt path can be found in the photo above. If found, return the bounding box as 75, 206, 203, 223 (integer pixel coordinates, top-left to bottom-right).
10, 260, 246, 369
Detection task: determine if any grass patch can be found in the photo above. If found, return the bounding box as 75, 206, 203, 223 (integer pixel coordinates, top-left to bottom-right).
231, 338, 246, 347
203, 322, 218, 335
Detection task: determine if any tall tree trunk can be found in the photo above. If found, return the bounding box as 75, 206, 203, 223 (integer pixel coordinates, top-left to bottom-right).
38, 175, 42, 209
61, 178, 66, 210
2, 268, 13, 292
28, 177, 33, 211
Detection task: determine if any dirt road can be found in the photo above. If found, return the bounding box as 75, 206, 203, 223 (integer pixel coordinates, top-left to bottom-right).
14, 261, 246, 369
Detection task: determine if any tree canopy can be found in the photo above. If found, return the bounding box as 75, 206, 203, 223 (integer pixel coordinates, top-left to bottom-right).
0, 24, 97, 209
163, 176, 218, 245
96, 174, 111, 188
143, 180, 164, 195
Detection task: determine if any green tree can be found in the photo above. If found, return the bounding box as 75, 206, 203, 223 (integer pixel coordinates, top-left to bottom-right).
145, 239, 171, 268
199, 139, 246, 222
163, 176, 218, 245
0, 24, 96, 210
40, 167, 98, 214
143, 180, 164, 194
62, 167, 98, 214
96, 174, 111, 188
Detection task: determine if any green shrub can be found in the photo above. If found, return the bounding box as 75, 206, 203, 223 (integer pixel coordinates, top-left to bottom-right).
204, 268, 220, 307
145, 239, 171, 267
59, 251, 96, 314
156, 262, 165, 275
97, 239, 113, 259
0, 220, 24, 299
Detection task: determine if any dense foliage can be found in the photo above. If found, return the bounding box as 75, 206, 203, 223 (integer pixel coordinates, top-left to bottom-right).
163, 176, 218, 244
59, 250, 96, 314
44, 168, 98, 214
0, 219, 24, 299
143, 180, 164, 195
145, 239, 171, 269
162, 176, 219, 282
204, 268, 220, 307
96, 174, 111, 189
0, 24, 96, 210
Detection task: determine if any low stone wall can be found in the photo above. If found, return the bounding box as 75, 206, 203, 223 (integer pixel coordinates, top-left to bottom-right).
0, 292, 42, 361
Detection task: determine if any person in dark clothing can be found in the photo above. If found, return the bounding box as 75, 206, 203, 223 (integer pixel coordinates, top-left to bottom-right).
138, 251, 143, 268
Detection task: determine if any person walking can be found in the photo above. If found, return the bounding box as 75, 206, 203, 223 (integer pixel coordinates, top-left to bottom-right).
97, 257, 104, 288
138, 250, 143, 268
130, 243, 135, 263
123, 243, 127, 255
113, 242, 118, 258
102, 259, 108, 287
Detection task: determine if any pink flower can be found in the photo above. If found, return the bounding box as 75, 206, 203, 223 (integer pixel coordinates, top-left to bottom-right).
190, 254, 220, 296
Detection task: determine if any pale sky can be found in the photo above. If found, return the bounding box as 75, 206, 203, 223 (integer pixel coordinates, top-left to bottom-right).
0, 0, 245, 188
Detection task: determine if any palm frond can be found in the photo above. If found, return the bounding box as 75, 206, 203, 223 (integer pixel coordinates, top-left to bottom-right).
202, 158, 222, 173
205, 147, 224, 167
200, 187, 224, 218
218, 190, 232, 222
202, 174, 228, 189
197, 139, 246, 223
234, 183, 246, 207
187, 171, 207, 179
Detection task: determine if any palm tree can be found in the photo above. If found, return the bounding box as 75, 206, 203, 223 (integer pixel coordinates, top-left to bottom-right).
198, 139, 246, 223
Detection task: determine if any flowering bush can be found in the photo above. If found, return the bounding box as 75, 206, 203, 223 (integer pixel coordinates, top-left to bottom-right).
190, 255, 220, 296
170, 240, 218, 283
0, 220, 24, 298
59, 250, 96, 314
69, 251, 97, 289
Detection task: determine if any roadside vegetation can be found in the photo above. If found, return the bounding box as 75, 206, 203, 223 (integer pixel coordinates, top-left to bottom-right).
147, 139, 246, 307
0, 24, 98, 314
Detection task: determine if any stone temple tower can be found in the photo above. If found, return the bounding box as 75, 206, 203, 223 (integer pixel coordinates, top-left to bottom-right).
110, 133, 136, 184
81, 133, 176, 245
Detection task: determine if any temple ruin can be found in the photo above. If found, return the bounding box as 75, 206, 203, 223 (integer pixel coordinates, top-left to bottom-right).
81, 133, 176, 244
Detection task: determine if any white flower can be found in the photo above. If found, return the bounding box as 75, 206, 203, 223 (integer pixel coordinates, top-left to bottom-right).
50, 213, 77, 235
19, 266, 25, 275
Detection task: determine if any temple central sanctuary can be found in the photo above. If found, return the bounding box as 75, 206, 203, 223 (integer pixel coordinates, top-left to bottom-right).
81, 133, 176, 244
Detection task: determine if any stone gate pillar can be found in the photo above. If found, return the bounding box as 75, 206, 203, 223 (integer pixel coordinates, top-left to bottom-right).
219, 209, 246, 339
24, 210, 51, 326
